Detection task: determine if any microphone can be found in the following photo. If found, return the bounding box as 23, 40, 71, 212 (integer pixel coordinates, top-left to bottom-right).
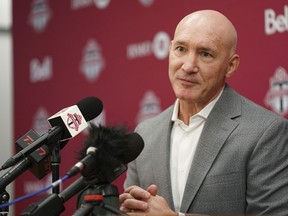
47, 96, 103, 141
0, 130, 50, 192
74, 125, 144, 216
1, 97, 103, 170
67, 124, 145, 183
21, 125, 144, 216
14, 130, 51, 179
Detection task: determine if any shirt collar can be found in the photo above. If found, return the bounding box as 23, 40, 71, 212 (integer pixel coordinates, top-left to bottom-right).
171, 88, 224, 122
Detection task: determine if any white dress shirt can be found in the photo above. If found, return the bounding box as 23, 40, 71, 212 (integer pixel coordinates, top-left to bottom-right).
170, 90, 223, 212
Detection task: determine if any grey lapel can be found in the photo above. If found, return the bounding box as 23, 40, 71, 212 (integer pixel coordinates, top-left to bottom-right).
180, 85, 242, 212
151, 108, 175, 210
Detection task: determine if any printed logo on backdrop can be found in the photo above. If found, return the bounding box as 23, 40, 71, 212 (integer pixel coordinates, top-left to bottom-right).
138, 0, 154, 7
24, 174, 53, 195
127, 31, 170, 60
29, 0, 52, 33
264, 5, 288, 35
33, 107, 51, 136
80, 39, 105, 82
71, 0, 110, 10
30, 56, 53, 83
264, 67, 288, 116
136, 91, 162, 124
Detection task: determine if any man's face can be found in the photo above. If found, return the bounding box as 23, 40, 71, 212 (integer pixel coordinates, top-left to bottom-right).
168, 22, 234, 105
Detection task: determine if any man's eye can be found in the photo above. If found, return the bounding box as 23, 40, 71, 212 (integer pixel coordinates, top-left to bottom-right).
201, 51, 212, 57
175, 46, 186, 52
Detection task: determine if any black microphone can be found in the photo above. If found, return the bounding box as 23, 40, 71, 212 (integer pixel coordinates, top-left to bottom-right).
67, 124, 145, 183
47, 97, 103, 141
14, 130, 51, 179
21, 125, 144, 216
1, 97, 103, 171
75, 125, 144, 216
0, 130, 50, 192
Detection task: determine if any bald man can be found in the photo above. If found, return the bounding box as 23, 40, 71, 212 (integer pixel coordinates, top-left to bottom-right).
120, 10, 288, 216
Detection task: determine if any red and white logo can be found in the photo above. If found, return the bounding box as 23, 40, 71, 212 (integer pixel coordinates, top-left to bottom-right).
33, 107, 51, 136
264, 66, 288, 116
138, 0, 154, 7
28, 0, 52, 33
264, 5, 288, 35
30, 56, 53, 83
127, 31, 170, 60
136, 90, 162, 124
67, 113, 83, 131
80, 39, 105, 82
71, 0, 111, 10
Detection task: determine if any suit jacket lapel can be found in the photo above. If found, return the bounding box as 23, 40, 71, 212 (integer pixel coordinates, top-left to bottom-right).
151, 108, 175, 209
180, 85, 242, 212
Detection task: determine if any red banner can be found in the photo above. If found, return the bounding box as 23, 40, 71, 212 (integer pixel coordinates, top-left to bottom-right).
12, 0, 288, 215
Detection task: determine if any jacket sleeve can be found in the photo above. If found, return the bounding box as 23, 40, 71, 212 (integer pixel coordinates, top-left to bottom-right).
246, 118, 288, 215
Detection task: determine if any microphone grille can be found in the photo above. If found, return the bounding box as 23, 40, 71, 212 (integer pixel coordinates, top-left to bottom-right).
77, 97, 103, 121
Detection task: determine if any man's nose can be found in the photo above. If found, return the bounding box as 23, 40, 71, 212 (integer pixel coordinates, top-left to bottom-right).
181, 53, 199, 73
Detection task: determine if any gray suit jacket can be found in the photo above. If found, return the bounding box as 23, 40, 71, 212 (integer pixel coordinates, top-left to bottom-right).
124, 85, 288, 215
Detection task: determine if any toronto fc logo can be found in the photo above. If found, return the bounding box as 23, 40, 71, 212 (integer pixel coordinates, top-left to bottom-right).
264, 67, 288, 116
136, 91, 162, 124
29, 0, 52, 33
80, 39, 105, 82
67, 113, 83, 131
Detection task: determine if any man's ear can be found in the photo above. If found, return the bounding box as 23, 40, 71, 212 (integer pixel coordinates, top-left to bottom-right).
226, 54, 240, 78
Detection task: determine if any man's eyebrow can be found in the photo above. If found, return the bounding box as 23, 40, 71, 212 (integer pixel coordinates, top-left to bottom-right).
172, 40, 187, 46
173, 40, 217, 52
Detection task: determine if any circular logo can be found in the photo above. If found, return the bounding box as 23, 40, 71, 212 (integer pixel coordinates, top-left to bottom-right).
152, 31, 170, 60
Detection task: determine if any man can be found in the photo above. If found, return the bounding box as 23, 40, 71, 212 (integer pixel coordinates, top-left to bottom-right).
120, 10, 288, 216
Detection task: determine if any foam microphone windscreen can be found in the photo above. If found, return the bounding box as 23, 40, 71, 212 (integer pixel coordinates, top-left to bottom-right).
76, 96, 103, 121
78, 124, 144, 183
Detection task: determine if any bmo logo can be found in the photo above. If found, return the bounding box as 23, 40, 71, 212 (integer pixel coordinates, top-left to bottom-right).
265, 5, 288, 35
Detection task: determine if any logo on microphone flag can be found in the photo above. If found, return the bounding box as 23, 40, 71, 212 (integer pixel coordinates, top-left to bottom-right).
48, 105, 88, 140
67, 113, 83, 131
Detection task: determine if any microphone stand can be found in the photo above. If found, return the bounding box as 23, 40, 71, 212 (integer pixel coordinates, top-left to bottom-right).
21, 161, 128, 215
51, 141, 61, 194
0, 158, 32, 216
74, 184, 127, 216
0, 189, 10, 216
49, 134, 69, 194
0, 130, 68, 215
21, 177, 89, 216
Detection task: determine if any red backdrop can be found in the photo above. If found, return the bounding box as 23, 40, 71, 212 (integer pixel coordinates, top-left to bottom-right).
12, 0, 288, 215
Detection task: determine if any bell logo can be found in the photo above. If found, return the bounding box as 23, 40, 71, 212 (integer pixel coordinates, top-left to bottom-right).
30, 56, 53, 83
264, 5, 288, 35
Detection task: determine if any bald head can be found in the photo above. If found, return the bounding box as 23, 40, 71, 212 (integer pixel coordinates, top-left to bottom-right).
174, 10, 238, 55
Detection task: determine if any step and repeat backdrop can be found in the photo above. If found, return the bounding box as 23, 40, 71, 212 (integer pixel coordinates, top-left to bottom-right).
12, 0, 288, 215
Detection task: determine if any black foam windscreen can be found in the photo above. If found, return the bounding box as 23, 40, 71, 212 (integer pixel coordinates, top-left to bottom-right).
76, 97, 103, 121
78, 124, 144, 183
